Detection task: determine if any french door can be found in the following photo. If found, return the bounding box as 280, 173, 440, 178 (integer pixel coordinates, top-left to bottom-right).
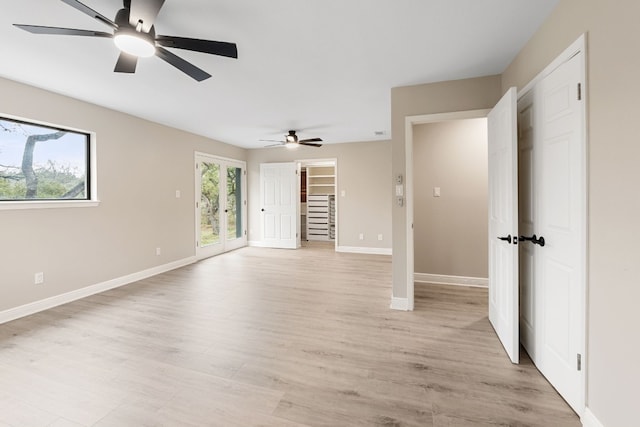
195, 153, 246, 258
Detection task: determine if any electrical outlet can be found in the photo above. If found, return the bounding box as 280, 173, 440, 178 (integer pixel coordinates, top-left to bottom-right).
175, 190, 181, 198
359, 233, 364, 240
378, 234, 383, 241
156, 247, 161, 256
34, 272, 44, 285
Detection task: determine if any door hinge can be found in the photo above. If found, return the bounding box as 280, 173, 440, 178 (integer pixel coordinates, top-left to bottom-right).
196, 163, 199, 170
577, 83, 582, 101
244, 230, 247, 236
196, 201, 199, 208
577, 354, 582, 371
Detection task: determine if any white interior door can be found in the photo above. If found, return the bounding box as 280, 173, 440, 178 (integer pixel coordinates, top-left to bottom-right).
260, 162, 298, 249
488, 87, 519, 364
195, 154, 247, 259
534, 52, 585, 414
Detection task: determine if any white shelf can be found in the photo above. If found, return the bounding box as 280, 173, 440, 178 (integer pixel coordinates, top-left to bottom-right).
306, 167, 336, 241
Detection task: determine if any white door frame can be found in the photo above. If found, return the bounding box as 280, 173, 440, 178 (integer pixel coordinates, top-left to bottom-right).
297, 158, 338, 249
194, 152, 247, 259
404, 109, 491, 311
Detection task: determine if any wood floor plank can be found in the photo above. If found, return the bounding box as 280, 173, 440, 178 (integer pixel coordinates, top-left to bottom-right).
0, 243, 579, 426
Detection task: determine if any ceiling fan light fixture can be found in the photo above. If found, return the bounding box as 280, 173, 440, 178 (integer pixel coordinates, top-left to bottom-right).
285, 142, 298, 149
114, 30, 155, 57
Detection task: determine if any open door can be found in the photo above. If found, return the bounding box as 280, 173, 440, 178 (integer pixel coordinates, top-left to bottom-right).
488, 87, 519, 364
260, 162, 298, 249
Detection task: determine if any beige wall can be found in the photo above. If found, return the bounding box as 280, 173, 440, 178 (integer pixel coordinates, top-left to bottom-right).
0, 76, 246, 312
247, 140, 392, 249
391, 75, 502, 297
413, 119, 488, 278
503, 1, 640, 425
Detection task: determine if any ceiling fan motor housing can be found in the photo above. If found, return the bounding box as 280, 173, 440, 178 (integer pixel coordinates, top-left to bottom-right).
113, 8, 156, 57
286, 130, 298, 143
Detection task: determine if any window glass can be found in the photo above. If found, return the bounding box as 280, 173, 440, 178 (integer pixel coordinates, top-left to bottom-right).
0, 117, 89, 201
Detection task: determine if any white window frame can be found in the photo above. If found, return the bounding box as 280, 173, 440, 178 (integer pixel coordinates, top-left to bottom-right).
0, 112, 98, 211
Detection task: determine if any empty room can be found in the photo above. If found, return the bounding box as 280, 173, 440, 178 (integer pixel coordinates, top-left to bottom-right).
0, 1, 638, 426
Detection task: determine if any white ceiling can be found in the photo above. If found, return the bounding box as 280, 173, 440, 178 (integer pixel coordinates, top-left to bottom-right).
0, 0, 559, 149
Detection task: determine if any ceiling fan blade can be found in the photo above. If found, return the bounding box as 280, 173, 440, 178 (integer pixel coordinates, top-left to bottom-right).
265, 143, 286, 148
60, 0, 117, 29
156, 47, 211, 82
129, 0, 165, 33
14, 24, 112, 38
156, 36, 238, 59
299, 138, 323, 143
259, 139, 285, 143
114, 52, 138, 73
299, 142, 323, 147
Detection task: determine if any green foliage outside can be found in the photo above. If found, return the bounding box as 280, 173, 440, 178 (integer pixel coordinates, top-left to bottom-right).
199, 163, 241, 246
0, 160, 85, 200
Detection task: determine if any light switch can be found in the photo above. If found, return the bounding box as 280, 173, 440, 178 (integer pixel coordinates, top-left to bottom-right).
433, 187, 441, 197
341, 190, 346, 197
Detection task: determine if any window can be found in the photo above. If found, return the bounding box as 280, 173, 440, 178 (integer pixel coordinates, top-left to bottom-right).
0, 115, 93, 204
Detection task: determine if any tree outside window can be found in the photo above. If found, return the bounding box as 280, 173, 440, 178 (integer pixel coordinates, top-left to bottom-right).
0, 117, 89, 201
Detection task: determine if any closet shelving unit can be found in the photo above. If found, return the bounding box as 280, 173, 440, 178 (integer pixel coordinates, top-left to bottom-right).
306, 166, 336, 241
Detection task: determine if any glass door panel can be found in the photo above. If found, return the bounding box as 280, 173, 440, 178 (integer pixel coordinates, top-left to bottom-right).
200, 161, 221, 247
226, 166, 242, 241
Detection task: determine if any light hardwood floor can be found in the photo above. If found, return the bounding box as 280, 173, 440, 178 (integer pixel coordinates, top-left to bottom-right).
0, 243, 580, 426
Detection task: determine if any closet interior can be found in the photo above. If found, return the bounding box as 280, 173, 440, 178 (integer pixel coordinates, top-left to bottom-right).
300, 163, 336, 241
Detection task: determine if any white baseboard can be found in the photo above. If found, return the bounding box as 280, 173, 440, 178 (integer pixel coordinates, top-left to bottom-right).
0, 256, 197, 325
337, 246, 392, 255
581, 408, 605, 427
414, 273, 488, 288
390, 297, 409, 311
248, 240, 269, 248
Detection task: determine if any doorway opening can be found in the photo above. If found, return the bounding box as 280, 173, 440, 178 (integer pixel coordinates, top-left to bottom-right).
405, 109, 490, 311
412, 117, 489, 288
298, 159, 337, 250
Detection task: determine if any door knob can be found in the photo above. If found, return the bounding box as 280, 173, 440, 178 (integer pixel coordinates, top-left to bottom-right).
261, 208, 265, 212
497, 235, 512, 244
519, 234, 546, 247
